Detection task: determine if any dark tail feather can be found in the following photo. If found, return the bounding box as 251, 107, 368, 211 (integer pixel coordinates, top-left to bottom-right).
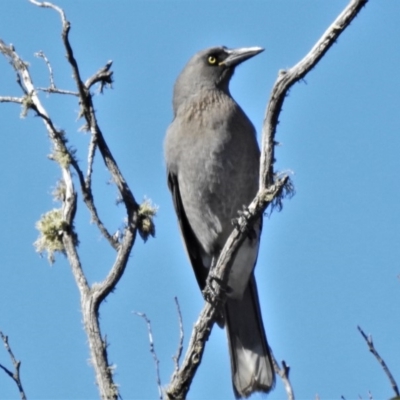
225, 275, 275, 398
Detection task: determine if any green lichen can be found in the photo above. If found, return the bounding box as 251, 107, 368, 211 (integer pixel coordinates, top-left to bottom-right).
51, 147, 75, 168
138, 198, 158, 241
20, 93, 33, 118
34, 208, 67, 264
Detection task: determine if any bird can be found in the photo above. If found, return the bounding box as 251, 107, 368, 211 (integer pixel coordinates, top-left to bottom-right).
164, 46, 275, 398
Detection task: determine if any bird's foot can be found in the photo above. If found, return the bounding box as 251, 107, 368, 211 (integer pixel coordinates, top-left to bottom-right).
231, 205, 249, 229
202, 273, 230, 306
231, 212, 257, 241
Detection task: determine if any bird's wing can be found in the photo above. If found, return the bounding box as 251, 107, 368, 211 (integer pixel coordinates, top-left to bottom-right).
167, 171, 209, 289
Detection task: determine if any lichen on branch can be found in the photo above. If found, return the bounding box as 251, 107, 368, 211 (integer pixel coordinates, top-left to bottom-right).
34, 208, 77, 264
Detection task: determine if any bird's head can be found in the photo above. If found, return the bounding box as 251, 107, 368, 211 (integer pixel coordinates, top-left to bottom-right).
173, 46, 264, 114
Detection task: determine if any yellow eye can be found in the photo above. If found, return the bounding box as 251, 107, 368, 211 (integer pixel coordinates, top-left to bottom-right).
208, 56, 217, 65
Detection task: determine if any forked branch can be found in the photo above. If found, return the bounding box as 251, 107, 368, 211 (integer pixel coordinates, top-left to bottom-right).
358, 326, 400, 398
0, 1, 154, 398
0, 331, 27, 400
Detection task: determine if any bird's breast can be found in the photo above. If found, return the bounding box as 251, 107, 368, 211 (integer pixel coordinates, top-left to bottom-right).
166, 98, 259, 254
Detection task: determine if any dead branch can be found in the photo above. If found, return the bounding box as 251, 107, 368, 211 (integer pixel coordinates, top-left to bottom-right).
35, 50, 78, 95
260, 0, 368, 189
0, 96, 23, 104
0, 1, 157, 398
271, 355, 294, 400
0, 331, 27, 400
357, 326, 400, 398
135, 312, 163, 400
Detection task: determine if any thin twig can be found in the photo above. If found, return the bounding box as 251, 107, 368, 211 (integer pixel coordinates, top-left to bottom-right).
172, 297, 184, 372
85, 60, 113, 92
35, 51, 56, 87
0, 331, 27, 400
135, 312, 163, 400
35, 50, 78, 95
271, 354, 294, 400
28, 0, 67, 24
357, 326, 400, 398
37, 86, 78, 95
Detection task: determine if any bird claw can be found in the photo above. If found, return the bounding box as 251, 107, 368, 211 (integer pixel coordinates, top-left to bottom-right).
202, 273, 230, 306
231, 217, 240, 229
232, 206, 256, 236
232, 213, 257, 241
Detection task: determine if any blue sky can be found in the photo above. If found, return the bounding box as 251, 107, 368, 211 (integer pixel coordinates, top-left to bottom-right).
0, 1, 399, 399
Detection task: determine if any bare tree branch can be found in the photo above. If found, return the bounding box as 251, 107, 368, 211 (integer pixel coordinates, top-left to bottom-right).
271, 355, 294, 400
27, 3, 136, 398
166, 1, 368, 398
0, 331, 27, 400
35, 50, 78, 95
29, 3, 135, 216
0, 1, 158, 398
260, 0, 368, 189
358, 325, 400, 398
135, 312, 163, 400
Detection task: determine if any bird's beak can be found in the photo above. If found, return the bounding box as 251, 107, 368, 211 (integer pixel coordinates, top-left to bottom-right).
219, 46, 264, 67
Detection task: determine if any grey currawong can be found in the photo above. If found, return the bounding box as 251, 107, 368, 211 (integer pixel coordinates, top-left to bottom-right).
164, 46, 275, 398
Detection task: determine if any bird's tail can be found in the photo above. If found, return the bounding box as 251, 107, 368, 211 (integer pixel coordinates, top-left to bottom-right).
225, 275, 275, 398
